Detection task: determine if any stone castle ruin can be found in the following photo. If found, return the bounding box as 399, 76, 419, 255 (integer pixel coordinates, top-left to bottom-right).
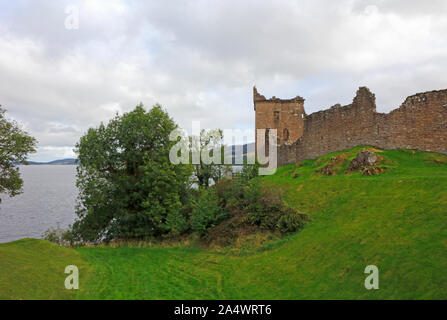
254, 86, 447, 166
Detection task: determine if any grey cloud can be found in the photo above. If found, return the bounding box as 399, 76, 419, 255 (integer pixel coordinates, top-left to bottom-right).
0, 0, 446, 161
351, 0, 447, 16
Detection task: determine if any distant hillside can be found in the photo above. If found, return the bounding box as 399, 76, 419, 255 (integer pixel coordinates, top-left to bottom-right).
26, 158, 77, 165
224, 142, 255, 163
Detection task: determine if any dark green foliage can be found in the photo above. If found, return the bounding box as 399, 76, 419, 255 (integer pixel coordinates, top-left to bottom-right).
214, 176, 246, 214
191, 188, 228, 236
277, 208, 308, 233
42, 226, 77, 246
245, 181, 282, 230
239, 161, 260, 181
199, 174, 307, 240
0, 106, 37, 202
244, 180, 307, 233
72, 104, 192, 242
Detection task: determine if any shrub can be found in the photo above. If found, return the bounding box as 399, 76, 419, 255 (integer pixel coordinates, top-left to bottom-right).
214, 177, 246, 215
165, 210, 188, 237
42, 225, 76, 246
246, 181, 282, 229
192, 177, 308, 243
191, 188, 228, 236
277, 208, 308, 233
245, 180, 307, 234
239, 162, 260, 181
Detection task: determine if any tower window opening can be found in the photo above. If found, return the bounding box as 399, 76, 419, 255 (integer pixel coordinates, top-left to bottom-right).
274, 111, 280, 121
283, 128, 290, 141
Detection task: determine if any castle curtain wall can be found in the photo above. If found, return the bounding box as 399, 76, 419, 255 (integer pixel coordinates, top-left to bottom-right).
276, 88, 447, 166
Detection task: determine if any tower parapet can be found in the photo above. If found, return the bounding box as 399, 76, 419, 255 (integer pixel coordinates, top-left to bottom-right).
253, 86, 305, 147
253, 86, 267, 106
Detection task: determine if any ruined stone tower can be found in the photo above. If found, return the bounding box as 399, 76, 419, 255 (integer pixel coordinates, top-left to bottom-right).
253, 86, 305, 150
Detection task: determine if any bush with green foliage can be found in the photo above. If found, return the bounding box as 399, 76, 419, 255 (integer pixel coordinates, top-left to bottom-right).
214, 176, 246, 214
42, 226, 76, 247
245, 181, 283, 230
201, 175, 307, 239
239, 161, 260, 181
72, 104, 193, 242
191, 188, 228, 236
277, 208, 308, 233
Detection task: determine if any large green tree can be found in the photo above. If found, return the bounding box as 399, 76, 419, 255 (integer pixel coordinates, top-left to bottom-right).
0, 106, 37, 202
72, 104, 193, 242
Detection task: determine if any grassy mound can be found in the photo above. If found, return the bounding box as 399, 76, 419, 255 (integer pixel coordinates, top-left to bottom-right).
0, 239, 90, 300
1, 147, 446, 299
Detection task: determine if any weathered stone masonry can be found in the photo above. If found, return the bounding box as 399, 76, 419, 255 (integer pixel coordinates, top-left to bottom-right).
254, 86, 447, 166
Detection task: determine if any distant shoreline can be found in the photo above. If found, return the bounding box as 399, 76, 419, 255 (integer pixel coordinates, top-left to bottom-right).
23, 159, 77, 165
21, 143, 255, 166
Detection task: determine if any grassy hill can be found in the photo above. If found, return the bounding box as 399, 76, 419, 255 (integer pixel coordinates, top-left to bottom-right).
0, 239, 90, 299
1, 146, 446, 299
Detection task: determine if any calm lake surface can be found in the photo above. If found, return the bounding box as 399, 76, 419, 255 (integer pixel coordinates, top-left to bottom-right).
0, 165, 77, 243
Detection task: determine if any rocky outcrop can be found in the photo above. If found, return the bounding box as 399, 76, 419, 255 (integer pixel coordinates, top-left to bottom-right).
348, 150, 384, 176
349, 150, 378, 170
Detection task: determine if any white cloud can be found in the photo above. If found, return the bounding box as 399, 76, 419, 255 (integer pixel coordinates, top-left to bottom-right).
0, 0, 446, 161
32, 146, 76, 162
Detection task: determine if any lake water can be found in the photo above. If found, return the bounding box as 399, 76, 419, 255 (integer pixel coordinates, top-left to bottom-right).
0, 165, 78, 243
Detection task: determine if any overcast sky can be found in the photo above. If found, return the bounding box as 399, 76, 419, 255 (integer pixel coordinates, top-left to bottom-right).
1, 0, 446, 161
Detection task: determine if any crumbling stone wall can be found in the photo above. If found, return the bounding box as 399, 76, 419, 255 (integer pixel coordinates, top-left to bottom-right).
255, 87, 447, 166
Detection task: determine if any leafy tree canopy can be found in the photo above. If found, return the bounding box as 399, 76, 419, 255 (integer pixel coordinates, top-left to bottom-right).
72, 104, 193, 242
0, 106, 37, 202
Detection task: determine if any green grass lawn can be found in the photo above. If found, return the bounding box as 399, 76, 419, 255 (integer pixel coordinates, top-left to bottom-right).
1, 147, 446, 299
0, 239, 90, 299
